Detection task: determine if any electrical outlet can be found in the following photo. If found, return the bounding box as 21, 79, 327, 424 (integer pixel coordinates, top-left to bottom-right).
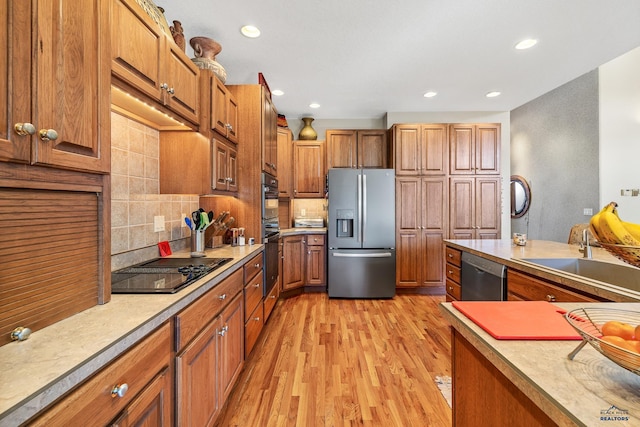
153, 215, 165, 232
583, 208, 593, 216
301, 208, 306, 217
181, 213, 187, 227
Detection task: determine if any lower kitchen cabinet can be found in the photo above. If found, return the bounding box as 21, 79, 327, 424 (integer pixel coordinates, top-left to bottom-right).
244, 252, 265, 357
282, 234, 326, 291
445, 246, 462, 301
175, 269, 244, 427
507, 269, 601, 302
29, 322, 173, 426
305, 234, 326, 286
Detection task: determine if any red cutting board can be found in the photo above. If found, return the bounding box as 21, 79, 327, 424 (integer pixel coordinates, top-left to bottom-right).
451, 301, 582, 340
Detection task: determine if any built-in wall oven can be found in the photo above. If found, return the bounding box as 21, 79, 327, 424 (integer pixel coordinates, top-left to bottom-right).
262, 172, 280, 296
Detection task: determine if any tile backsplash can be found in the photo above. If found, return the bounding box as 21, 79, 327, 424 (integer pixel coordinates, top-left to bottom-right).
110, 112, 199, 270
292, 199, 328, 221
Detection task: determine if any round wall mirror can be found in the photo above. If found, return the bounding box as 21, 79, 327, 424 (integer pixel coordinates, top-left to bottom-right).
510, 175, 531, 218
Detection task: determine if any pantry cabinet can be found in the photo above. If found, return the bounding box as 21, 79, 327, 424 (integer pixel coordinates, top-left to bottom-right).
449, 176, 501, 239
1, 0, 110, 173
449, 124, 500, 175
293, 140, 326, 198
276, 128, 293, 198
394, 124, 448, 176
396, 177, 448, 289
111, 0, 200, 126
326, 129, 388, 169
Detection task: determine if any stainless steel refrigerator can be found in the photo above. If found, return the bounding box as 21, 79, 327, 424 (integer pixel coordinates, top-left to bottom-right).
327, 168, 396, 298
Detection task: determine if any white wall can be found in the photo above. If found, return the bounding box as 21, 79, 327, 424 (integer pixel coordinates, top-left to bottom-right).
599, 46, 640, 222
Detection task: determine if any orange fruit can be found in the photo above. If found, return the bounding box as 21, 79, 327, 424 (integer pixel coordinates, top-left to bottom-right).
627, 340, 640, 354
600, 336, 640, 370
601, 320, 635, 340
635, 324, 640, 340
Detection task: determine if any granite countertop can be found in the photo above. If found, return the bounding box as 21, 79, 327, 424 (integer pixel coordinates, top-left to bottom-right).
444, 239, 640, 302
280, 227, 327, 236
440, 301, 640, 427
0, 244, 263, 427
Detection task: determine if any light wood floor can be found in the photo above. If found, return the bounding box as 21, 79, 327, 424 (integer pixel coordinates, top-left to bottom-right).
215, 293, 453, 426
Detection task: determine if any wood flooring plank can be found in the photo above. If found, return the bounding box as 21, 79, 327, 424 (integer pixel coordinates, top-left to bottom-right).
215, 293, 452, 427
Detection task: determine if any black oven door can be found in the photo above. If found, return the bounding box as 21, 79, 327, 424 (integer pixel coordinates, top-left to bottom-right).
264, 232, 280, 296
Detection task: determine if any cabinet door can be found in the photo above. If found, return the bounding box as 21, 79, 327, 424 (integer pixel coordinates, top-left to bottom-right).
164, 41, 200, 124
211, 138, 237, 192
421, 177, 447, 287
394, 125, 421, 176
226, 92, 239, 143
276, 128, 293, 198
227, 145, 238, 192
449, 124, 475, 175
218, 293, 244, 405
396, 177, 420, 288
449, 177, 475, 239
475, 124, 500, 174
213, 78, 229, 137
326, 130, 357, 168
262, 91, 277, 176
449, 177, 501, 239
176, 317, 221, 427
0, 0, 31, 163
293, 141, 325, 198
357, 130, 388, 168
421, 124, 448, 175
282, 235, 305, 290
306, 243, 326, 286
475, 177, 501, 239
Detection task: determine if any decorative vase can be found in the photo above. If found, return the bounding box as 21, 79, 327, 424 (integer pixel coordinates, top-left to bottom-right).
170, 20, 185, 52
298, 117, 317, 140
190, 36, 227, 83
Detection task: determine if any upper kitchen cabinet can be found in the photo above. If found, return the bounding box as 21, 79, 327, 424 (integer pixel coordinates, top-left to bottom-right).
110, 0, 200, 127
198, 72, 238, 143
449, 124, 500, 175
449, 176, 501, 239
293, 140, 326, 198
0, 0, 110, 173
326, 129, 388, 169
393, 124, 448, 176
262, 94, 278, 176
276, 127, 293, 198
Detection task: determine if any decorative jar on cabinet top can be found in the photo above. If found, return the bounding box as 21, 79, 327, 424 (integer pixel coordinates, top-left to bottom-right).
298, 117, 318, 140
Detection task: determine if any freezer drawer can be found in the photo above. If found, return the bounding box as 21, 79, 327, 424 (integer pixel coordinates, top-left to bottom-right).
328, 249, 396, 298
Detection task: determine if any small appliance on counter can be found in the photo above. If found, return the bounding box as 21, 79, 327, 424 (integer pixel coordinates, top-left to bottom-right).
293, 217, 325, 228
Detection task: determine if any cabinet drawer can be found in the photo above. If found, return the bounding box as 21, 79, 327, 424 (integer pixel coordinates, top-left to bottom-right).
244, 270, 264, 322
445, 263, 461, 284
30, 322, 171, 426
306, 234, 325, 246
244, 252, 263, 283
445, 246, 461, 267
263, 281, 279, 321
507, 269, 598, 302
446, 278, 461, 300
175, 268, 243, 351
245, 303, 264, 356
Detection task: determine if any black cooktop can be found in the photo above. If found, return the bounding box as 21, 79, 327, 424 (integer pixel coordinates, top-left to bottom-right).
111, 257, 232, 294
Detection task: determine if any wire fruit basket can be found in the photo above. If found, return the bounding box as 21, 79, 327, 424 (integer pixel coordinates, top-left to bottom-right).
565, 307, 640, 375
598, 242, 640, 269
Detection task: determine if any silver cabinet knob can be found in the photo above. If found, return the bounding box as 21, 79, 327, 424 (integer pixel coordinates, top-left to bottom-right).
11, 326, 32, 341
253, 283, 260, 288
546, 294, 557, 302
254, 263, 260, 268
160, 83, 169, 90
14, 123, 36, 136
218, 293, 227, 301
39, 129, 58, 141
218, 325, 229, 337
111, 383, 129, 398
167, 87, 175, 95
253, 317, 260, 322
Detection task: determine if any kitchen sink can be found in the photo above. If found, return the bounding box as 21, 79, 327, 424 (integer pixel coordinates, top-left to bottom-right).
520, 258, 640, 292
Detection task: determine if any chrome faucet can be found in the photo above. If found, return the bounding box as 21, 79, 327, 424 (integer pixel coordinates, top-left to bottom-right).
581, 228, 592, 259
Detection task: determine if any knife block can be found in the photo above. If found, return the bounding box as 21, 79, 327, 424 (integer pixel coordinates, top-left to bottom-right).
209, 235, 223, 248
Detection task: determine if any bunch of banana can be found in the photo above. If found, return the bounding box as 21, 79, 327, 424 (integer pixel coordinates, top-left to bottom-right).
589, 202, 640, 246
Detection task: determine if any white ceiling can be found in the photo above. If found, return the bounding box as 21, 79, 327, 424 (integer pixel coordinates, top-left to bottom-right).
160, 0, 640, 120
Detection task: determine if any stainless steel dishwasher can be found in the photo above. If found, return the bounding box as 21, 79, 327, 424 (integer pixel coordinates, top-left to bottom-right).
460, 252, 507, 301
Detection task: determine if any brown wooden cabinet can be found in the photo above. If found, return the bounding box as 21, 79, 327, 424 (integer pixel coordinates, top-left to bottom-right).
449, 176, 501, 239
305, 234, 327, 286
449, 124, 500, 175
507, 269, 600, 302
175, 268, 244, 427
159, 131, 210, 195
282, 234, 306, 291
326, 129, 388, 169
1, 0, 110, 173
244, 252, 265, 357
444, 246, 462, 301
262, 95, 278, 176
276, 128, 293, 198
212, 137, 238, 193
30, 323, 172, 426
111, 0, 199, 126
394, 124, 448, 176
396, 177, 448, 290
293, 140, 326, 198
212, 76, 239, 143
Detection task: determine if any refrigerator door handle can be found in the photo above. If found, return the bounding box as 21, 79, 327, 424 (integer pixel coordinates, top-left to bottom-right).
362, 173, 367, 244
332, 252, 392, 258
357, 173, 362, 243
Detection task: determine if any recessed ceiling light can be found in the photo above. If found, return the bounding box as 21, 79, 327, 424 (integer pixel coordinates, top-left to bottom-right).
486, 91, 501, 98
272, 89, 284, 96
240, 25, 261, 38
423, 91, 437, 98
309, 103, 320, 108
515, 39, 537, 50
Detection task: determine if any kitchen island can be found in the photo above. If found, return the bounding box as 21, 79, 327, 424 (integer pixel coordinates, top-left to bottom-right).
0, 244, 263, 426
440, 301, 640, 426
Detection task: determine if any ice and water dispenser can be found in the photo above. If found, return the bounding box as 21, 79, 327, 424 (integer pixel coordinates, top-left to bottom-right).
335, 209, 354, 238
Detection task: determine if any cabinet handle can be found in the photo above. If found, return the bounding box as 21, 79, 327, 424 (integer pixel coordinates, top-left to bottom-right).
546, 294, 557, 302
269, 295, 276, 299
448, 270, 453, 275
218, 325, 229, 337
226, 123, 233, 131
111, 383, 129, 398
253, 317, 261, 322
10, 326, 31, 341
447, 253, 453, 258
448, 286, 453, 291
160, 82, 168, 90
167, 87, 175, 95
218, 293, 227, 301
38, 129, 58, 141
14, 123, 36, 136
254, 263, 261, 268
253, 283, 260, 288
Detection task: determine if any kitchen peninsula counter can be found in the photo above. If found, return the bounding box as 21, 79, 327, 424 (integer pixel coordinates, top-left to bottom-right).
0, 244, 263, 426
440, 301, 640, 426
445, 239, 640, 302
